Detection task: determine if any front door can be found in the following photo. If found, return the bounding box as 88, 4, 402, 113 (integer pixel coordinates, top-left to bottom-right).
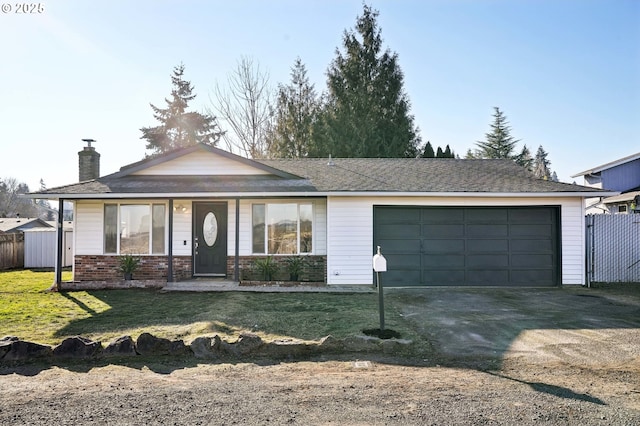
193, 202, 227, 276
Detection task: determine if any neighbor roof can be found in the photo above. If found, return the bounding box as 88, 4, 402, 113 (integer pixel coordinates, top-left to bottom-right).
0, 218, 53, 233
571, 151, 640, 178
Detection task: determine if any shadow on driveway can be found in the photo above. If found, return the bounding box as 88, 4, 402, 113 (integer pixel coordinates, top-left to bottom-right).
385, 286, 640, 369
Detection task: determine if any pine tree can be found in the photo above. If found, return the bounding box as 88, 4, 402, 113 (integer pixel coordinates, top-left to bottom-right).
533, 145, 552, 179
316, 4, 421, 158
436, 147, 444, 158
141, 64, 223, 155
443, 145, 454, 158
474, 107, 520, 159
421, 141, 435, 158
268, 58, 320, 158
514, 145, 533, 170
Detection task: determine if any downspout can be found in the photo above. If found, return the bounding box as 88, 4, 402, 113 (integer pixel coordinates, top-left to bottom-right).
234, 198, 240, 282
54, 198, 64, 291
168, 199, 174, 282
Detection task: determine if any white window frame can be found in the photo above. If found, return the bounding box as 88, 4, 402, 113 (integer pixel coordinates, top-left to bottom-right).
103, 202, 168, 255
251, 201, 314, 255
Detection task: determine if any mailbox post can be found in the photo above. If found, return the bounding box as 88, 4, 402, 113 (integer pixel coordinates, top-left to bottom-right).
372, 246, 387, 331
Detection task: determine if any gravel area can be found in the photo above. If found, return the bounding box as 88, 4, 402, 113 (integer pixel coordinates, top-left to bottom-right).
0, 356, 638, 425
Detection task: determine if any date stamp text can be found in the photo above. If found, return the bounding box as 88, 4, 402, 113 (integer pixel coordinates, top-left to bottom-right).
1, 3, 45, 14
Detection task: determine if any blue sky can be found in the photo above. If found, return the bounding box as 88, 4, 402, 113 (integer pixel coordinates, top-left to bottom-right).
1, 0, 638, 191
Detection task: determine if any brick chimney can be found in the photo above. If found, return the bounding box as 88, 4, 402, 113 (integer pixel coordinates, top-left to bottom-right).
78, 139, 100, 181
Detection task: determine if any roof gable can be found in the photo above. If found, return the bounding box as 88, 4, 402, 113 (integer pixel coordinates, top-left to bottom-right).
107, 144, 300, 179
0, 218, 53, 233
572, 151, 640, 177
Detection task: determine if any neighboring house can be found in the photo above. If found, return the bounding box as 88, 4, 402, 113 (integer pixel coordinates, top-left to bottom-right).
572, 152, 640, 214
30, 143, 614, 288
0, 217, 53, 233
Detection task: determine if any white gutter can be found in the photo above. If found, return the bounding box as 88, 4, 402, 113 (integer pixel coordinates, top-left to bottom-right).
24, 190, 619, 200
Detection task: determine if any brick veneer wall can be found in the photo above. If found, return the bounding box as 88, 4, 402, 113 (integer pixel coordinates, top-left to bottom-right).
74, 255, 192, 282
227, 256, 327, 283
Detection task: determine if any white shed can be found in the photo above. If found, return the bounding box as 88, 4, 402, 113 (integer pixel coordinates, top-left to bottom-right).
24, 226, 73, 268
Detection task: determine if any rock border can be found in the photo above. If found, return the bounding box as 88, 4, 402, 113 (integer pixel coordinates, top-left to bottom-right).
0, 333, 412, 364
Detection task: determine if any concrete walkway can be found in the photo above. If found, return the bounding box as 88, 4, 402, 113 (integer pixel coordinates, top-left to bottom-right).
161, 280, 375, 293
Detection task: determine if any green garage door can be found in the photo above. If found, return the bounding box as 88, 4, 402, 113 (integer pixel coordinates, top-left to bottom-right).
374, 206, 560, 287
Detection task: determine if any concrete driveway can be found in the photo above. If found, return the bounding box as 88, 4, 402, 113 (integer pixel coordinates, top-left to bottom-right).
386, 286, 640, 368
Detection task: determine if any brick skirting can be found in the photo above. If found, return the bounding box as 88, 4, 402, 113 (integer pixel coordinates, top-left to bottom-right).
74, 255, 327, 283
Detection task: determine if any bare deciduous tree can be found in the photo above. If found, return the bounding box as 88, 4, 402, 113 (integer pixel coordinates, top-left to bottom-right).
210, 56, 274, 158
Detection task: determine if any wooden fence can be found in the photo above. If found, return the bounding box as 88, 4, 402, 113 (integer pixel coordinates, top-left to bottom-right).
0, 233, 24, 270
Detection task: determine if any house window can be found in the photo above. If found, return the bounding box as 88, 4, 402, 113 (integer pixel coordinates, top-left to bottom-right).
104, 203, 166, 254
618, 205, 628, 213
252, 203, 313, 254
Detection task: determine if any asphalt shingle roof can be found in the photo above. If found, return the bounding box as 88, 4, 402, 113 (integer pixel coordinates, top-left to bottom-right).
35, 156, 602, 196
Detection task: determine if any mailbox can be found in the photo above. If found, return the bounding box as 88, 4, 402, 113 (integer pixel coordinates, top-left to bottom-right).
372, 246, 387, 272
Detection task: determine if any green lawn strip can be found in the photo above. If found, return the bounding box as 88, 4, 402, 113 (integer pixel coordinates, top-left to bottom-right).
0, 271, 421, 347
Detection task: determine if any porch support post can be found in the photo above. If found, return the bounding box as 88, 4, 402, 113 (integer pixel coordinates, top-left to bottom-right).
54, 198, 64, 291
167, 199, 174, 282
234, 198, 240, 282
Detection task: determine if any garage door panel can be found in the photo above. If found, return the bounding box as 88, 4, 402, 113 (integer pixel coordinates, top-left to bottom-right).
423, 270, 465, 284
467, 254, 509, 268
467, 239, 509, 252
511, 269, 553, 284
385, 254, 421, 268
386, 270, 421, 286
376, 224, 421, 238
467, 270, 510, 284
421, 209, 463, 222
511, 239, 553, 253
422, 254, 465, 267
511, 254, 554, 268
465, 209, 508, 222
374, 206, 558, 287
510, 224, 552, 237
510, 208, 552, 223
422, 224, 464, 237
423, 239, 465, 253
379, 239, 421, 253
467, 224, 508, 237
376, 208, 421, 223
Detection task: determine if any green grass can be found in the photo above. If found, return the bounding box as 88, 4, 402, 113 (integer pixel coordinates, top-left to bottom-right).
0, 270, 418, 347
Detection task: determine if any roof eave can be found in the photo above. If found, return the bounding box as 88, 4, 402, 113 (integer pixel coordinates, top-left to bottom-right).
23, 190, 619, 200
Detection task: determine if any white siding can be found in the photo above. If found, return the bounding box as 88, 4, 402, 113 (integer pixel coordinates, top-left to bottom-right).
326, 196, 586, 286
75, 201, 104, 255
134, 151, 270, 176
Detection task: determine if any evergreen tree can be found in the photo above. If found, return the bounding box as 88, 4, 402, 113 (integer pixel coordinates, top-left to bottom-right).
421, 141, 435, 158
141, 64, 223, 155
514, 145, 533, 170
315, 4, 421, 158
442, 145, 454, 158
533, 145, 552, 179
436, 146, 444, 158
473, 107, 520, 159
268, 58, 320, 158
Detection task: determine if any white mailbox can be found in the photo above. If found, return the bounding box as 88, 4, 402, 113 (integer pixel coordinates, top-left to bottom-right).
372, 246, 387, 272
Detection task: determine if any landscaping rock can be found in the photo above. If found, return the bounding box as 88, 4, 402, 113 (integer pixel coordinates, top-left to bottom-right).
103, 335, 137, 357
190, 335, 222, 359
53, 336, 102, 359
0, 339, 52, 362
259, 338, 317, 358
318, 335, 344, 352
220, 333, 263, 356
136, 333, 190, 356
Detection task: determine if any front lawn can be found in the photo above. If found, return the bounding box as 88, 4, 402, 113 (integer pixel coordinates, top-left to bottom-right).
0, 270, 417, 346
